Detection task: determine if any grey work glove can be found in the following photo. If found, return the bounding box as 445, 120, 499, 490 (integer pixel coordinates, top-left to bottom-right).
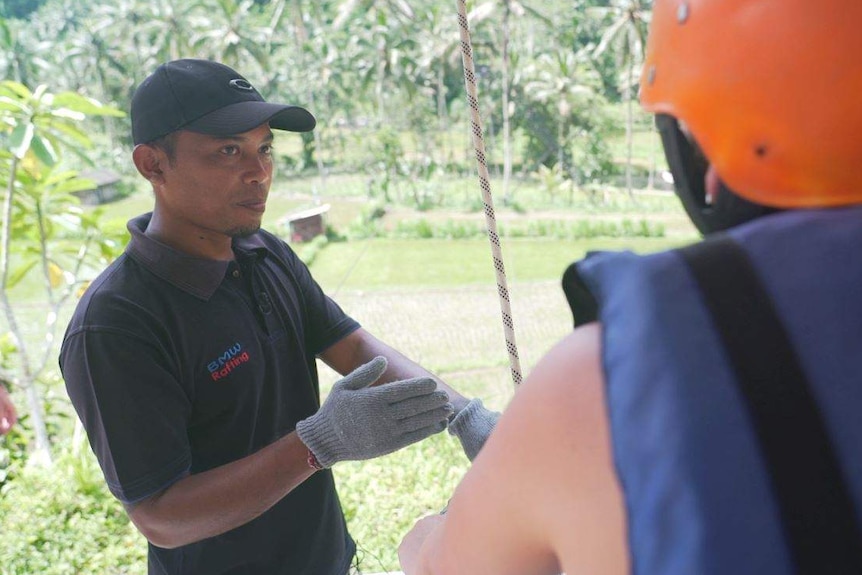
296, 356, 453, 468
448, 398, 501, 461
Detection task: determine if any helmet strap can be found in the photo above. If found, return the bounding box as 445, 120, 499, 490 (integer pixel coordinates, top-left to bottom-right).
655, 114, 778, 235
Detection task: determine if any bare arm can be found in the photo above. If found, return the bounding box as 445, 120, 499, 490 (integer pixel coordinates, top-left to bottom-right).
127, 328, 453, 549
319, 327, 470, 412
399, 323, 629, 575
128, 326, 468, 549
126, 431, 315, 549
0, 383, 16, 434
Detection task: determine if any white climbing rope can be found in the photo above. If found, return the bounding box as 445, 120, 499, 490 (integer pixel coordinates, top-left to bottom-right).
455, 0, 523, 387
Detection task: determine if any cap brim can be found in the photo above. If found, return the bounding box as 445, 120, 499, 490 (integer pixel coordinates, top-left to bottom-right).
185, 101, 316, 135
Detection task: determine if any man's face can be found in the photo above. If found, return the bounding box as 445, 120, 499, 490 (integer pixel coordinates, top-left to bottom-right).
156, 123, 275, 243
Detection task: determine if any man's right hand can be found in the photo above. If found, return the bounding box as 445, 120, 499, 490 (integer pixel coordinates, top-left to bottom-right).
296, 356, 453, 468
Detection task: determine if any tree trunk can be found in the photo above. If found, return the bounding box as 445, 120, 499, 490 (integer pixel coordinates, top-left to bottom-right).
437, 63, 447, 131
625, 82, 634, 200
376, 36, 387, 126
0, 156, 51, 463
290, 1, 327, 198
501, 1, 513, 205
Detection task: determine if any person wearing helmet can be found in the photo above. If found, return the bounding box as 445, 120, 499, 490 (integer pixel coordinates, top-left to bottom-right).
398, 1, 862, 573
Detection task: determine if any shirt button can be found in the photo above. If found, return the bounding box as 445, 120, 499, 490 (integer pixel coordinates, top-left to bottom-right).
232, 270, 240, 278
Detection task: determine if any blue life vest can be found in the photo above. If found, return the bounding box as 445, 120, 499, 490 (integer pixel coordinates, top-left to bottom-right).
574, 206, 862, 574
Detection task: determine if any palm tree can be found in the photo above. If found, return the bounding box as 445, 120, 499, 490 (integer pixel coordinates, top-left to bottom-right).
131, 0, 205, 65
51, 2, 137, 145
523, 49, 600, 177
0, 19, 43, 89
414, 4, 461, 132
591, 0, 651, 199
191, 0, 271, 81
332, 0, 419, 126
464, 0, 552, 205
267, 0, 341, 193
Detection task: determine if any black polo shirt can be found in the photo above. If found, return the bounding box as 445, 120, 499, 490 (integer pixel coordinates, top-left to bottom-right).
60, 213, 360, 575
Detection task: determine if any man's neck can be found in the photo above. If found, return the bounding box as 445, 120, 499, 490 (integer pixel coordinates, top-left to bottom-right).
145, 211, 234, 261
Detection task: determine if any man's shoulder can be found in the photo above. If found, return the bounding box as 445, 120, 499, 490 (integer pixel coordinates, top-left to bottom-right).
249, 227, 295, 257
67, 252, 169, 330
243, 228, 304, 273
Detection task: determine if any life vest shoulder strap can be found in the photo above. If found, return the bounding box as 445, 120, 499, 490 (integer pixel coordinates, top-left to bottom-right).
679, 236, 862, 574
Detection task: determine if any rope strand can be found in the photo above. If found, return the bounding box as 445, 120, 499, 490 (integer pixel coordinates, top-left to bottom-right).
456, 0, 523, 387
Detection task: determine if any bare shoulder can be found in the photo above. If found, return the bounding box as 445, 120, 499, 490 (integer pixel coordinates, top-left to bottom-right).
498, 323, 613, 496
433, 323, 627, 575
518, 322, 604, 409
488, 324, 606, 477
509, 323, 628, 574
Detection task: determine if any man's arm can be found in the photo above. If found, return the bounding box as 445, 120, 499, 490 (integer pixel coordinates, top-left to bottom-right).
320, 328, 501, 460
0, 383, 17, 435
319, 327, 470, 411
398, 324, 629, 575
127, 356, 450, 549
126, 431, 314, 549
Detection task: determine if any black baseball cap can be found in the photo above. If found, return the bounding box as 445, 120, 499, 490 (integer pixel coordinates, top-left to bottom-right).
131, 59, 316, 145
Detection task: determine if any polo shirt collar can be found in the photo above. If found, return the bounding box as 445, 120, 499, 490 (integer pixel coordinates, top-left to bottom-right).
125, 213, 269, 300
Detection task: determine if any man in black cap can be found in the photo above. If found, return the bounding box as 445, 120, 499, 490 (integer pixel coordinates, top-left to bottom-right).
59, 59, 498, 575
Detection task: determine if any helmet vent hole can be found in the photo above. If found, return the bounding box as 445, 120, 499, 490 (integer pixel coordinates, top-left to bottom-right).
755, 145, 768, 158
677, 2, 690, 24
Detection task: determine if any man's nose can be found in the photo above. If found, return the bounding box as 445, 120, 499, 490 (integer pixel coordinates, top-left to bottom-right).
243, 156, 271, 185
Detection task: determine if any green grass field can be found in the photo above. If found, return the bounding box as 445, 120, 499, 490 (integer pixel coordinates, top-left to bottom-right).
310, 236, 688, 292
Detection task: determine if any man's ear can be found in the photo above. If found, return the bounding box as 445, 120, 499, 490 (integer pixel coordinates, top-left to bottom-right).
132, 144, 167, 185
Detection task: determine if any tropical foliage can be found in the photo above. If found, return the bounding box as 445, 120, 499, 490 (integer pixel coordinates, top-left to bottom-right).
0, 79, 125, 462
2, 0, 654, 188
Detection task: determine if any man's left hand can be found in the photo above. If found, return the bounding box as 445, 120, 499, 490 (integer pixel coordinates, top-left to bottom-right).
448, 398, 500, 461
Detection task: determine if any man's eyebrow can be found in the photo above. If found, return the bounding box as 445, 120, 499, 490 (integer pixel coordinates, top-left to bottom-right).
210, 131, 275, 143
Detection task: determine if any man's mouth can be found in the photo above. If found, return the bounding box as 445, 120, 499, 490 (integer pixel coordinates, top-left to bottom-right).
238, 199, 267, 213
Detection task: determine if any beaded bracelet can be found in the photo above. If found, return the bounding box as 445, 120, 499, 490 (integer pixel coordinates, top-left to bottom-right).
307, 448, 324, 471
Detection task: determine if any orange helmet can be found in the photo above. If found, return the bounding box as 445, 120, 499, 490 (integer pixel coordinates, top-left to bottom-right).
640, 0, 862, 209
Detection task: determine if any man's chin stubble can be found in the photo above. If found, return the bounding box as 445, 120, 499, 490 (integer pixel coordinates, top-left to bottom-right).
229, 224, 262, 239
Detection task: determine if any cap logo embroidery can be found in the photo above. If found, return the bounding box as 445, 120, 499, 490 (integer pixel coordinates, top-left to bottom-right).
229, 79, 254, 92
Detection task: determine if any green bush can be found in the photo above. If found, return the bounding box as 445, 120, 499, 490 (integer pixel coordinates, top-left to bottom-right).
345, 202, 388, 239
360, 216, 664, 242
296, 234, 331, 266
0, 441, 146, 575
0, 425, 28, 489
510, 218, 665, 239
0, 432, 466, 574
